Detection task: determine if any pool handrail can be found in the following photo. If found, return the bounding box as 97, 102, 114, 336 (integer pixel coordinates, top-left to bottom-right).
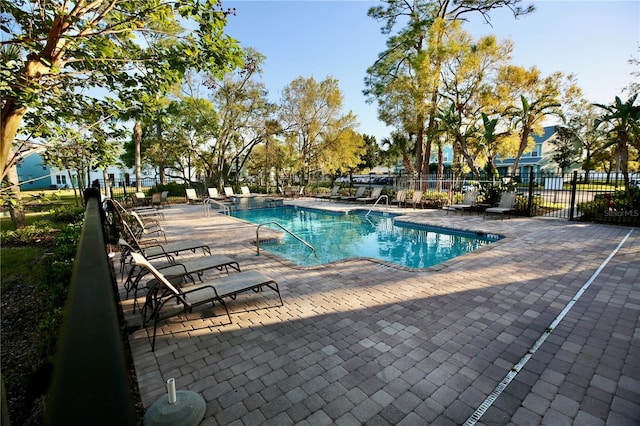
256, 221, 316, 256
204, 197, 231, 216
365, 195, 389, 217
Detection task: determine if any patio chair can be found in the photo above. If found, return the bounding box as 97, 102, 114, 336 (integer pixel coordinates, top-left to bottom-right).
185, 188, 203, 204
160, 190, 170, 207
224, 187, 235, 197
484, 192, 517, 219
130, 211, 167, 243
407, 190, 423, 209
356, 187, 382, 204
150, 192, 162, 208
340, 186, 366, 202
131, 252, 283, 351
206, 187, 226, 200
131, 192, 150, 207
315, 186, 340, 201
240, 186, 251, 195
124, 250, 241, 312
391, 189, 407, 207
446, 190, 478, 215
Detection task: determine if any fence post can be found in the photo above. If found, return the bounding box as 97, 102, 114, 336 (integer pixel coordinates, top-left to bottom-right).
569, 171, 578, 221
527, 169, 535, 216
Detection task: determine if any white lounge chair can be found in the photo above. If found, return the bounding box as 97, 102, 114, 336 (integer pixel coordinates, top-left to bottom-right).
185, 188, 203, 204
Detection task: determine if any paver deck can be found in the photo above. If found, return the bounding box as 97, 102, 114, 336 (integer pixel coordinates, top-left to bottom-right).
117, 199, 639, 425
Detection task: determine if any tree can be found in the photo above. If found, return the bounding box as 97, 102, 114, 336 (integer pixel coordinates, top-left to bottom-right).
279, 76, 361, 185
1, 0, 242, 178
594, 94, 640, 205
205, 51, 277, 190
380, 132, 416, 176
1, 0, 243, 227
550, 126, 583, 173
496, 66, 575, 174
365, 0, 533, 180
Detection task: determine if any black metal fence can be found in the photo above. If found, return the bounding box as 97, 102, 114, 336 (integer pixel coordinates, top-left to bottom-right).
45, 189, 137, 425
402, 170, 639, 226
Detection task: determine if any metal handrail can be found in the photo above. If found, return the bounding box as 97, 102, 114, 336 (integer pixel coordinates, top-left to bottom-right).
365, 195, 389, 217
256, 221, 316, 256
204, 198, 231, 216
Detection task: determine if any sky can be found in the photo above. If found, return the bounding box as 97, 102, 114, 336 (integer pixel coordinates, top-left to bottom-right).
223, 0, 640, 143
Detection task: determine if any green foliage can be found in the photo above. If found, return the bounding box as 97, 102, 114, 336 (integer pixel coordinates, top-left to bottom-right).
513, 194, 542, 215
421, 191, 448, 208
577, 187, 640, 222
149, 181, 185, 197
0, 222, 55, 246
49, 206, 86, 224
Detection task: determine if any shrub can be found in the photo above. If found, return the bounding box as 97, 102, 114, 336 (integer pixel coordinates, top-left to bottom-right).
514, 195, 542, 216
0, 221, 56, 246
49, 205, 85, 223
421, 191, 448, 208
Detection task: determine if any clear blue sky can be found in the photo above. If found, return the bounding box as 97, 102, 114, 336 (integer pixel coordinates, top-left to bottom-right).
223, 0, 640, 143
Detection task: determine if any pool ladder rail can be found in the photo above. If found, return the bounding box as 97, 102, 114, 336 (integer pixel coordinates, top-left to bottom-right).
204, 198, 231, 216
256, 221, 316, 256
365, 195, 389, 217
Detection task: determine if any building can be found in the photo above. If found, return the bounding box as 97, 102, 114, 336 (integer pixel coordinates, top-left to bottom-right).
494, 125, 581, 176
16, 153, 154, 191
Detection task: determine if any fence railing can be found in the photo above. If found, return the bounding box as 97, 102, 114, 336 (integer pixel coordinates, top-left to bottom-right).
396, 171, 639, 225
45, 188, 137, 425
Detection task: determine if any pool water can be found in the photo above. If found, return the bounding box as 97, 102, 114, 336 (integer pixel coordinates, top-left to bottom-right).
230, 206, 501, 268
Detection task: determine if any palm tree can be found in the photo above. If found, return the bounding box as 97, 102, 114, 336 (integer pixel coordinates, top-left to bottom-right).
509, 94, 562, 175
594, 94, 640, 206
380, 132, 416, 176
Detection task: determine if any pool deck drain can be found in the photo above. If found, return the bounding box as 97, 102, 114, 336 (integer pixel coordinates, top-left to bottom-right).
118, 199, 639, 425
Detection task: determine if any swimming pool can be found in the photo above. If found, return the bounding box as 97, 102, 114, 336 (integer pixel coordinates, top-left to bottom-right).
230, 206, 502, 269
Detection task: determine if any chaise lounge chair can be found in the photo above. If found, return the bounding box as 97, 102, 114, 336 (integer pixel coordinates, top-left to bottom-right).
407, 190, 423, 209
185, 188, 203, 204
446, 190, 478, 215
356, 187, 382, 204
340, 186, 366, 202
391, 189, 407, 207
484, 192, 517, 219
131, 252, 284, 351
314, 186, 340, 201
124, 250, 241, 312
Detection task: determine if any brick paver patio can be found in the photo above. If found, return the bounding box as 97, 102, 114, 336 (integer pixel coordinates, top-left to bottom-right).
117, 199, 639, 425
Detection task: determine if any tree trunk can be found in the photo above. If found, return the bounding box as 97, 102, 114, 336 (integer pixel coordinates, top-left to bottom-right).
1, 102, 28, 181
134, 121, 142, 192
6, 159, 26, 229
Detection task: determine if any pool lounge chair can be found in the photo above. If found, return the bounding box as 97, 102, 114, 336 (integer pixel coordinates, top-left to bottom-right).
356, 187, 382, 204
484, 192, 517, 219
446, 190, 478, 215
185, 188, 203, 204
391, 189, 407, 207
124, 251, 241, 312
206, 187, 226, 201
224, 187, 235, 197
407, 190, 423, 209
340, 186, 366, 202
130, 211, 167, 243
131, 192, 150, 207
131, 252, 284, 351
315, 186, 340, 201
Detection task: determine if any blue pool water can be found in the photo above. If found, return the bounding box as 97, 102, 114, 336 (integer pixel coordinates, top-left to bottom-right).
231, 206, 501, 268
